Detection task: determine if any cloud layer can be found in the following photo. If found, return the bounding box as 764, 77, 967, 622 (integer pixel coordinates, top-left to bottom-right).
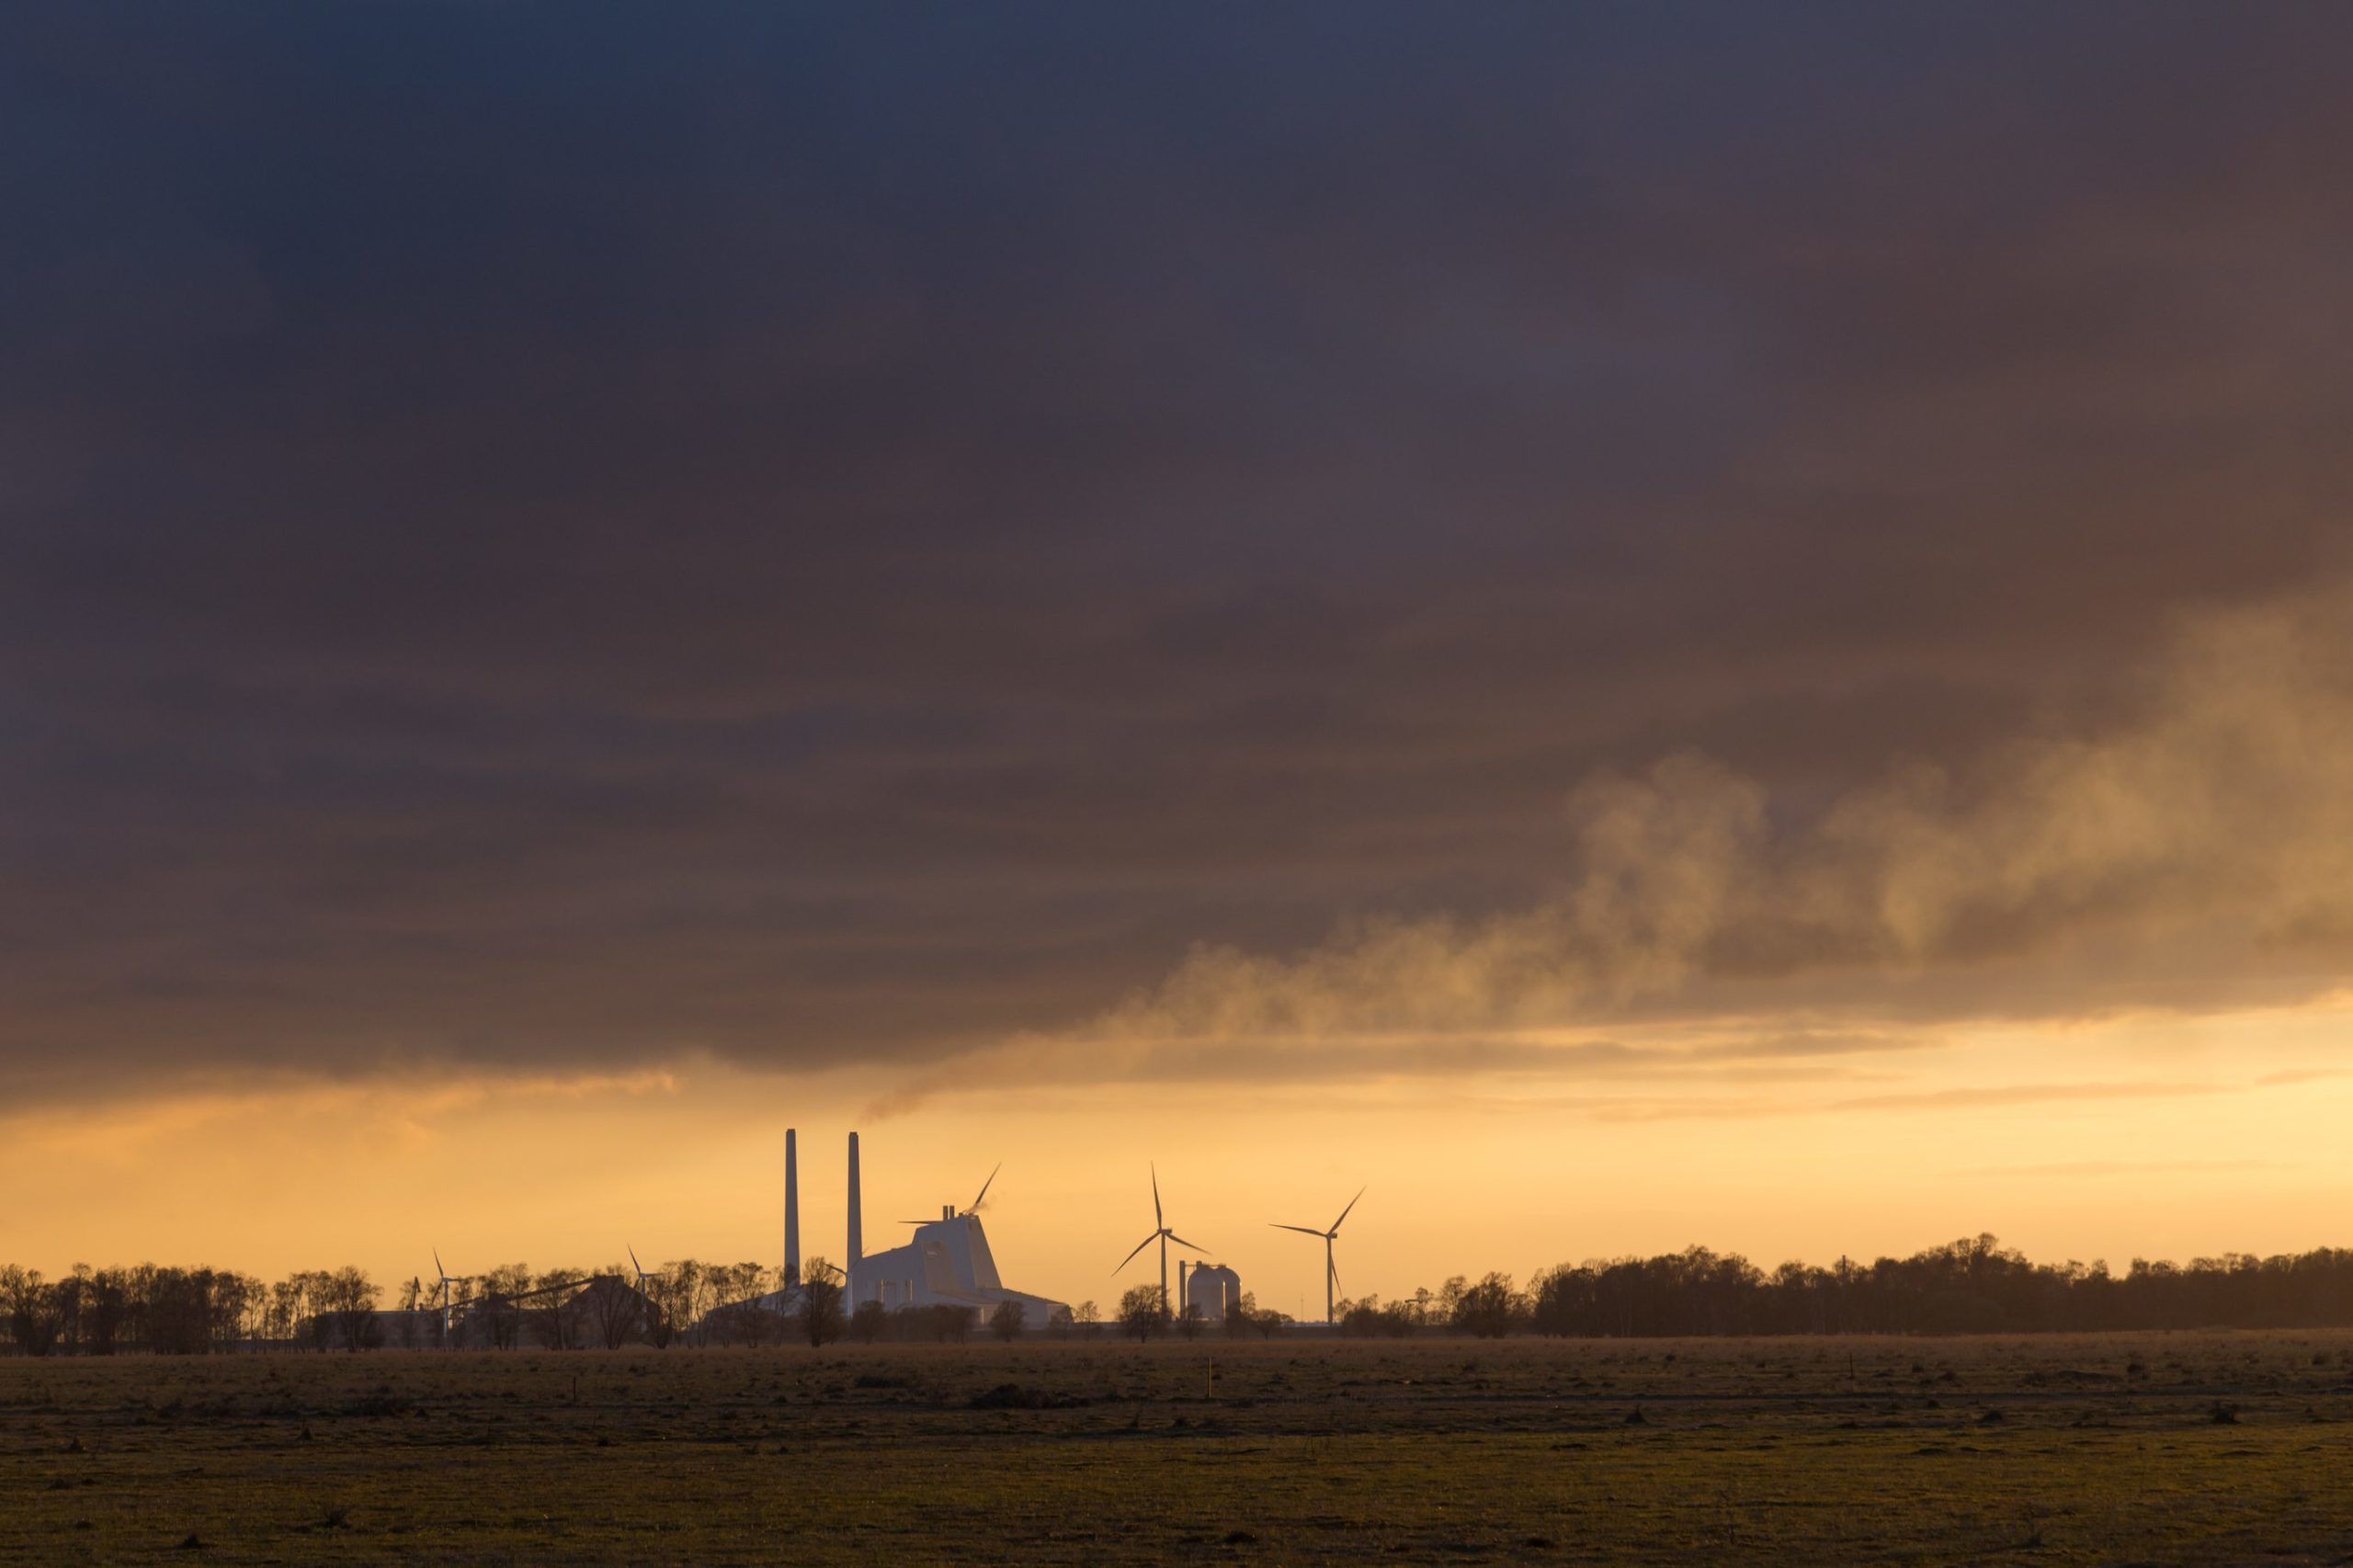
4, 6, 2351, 1102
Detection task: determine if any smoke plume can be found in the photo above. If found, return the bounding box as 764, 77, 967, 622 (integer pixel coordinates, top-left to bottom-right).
930, 581, 2353, 1094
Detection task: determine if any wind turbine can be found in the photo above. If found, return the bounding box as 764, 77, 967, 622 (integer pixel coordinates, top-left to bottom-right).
1114, 1165, 1210, 1316
431, 1249, 461, 1348
1271, 1187, 1365, 1325
899, 1162, 1004, 1226
626, 1246, 665, 1333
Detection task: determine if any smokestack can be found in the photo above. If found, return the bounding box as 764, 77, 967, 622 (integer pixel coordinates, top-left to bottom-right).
784, 1129, 801, 1285
1179, 1258, 1190, 1312
847, 1131, 863, 1267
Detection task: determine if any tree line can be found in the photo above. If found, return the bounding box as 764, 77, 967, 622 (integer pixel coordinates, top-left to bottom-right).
0, 1257, 826, 1356
16, 1236, 2353, 1353
0, 1265, 373, 1357
1334, 1235, 2353, 1338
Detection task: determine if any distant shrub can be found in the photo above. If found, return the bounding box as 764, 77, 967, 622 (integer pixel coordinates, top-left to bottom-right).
848, 1301, 888, 1344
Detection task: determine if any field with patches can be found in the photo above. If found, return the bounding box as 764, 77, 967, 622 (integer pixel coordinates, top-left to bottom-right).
8, 1332, 2353, 1564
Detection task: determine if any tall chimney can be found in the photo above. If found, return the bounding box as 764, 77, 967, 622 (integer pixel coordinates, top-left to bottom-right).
784, 1129, 801, 1285
847, 1131, 863, 1268
1178, 1258, 1190, 1312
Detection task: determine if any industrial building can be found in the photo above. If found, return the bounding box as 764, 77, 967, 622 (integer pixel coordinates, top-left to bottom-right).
839, 1131, 1069, 1327
1180, 1260, 1243, 1325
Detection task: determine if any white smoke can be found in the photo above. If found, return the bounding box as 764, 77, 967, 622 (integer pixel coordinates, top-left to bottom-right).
877, 581, 2353, 1109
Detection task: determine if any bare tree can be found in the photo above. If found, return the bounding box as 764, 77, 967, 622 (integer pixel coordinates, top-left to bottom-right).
80, 1267, 126, 1355
529, 1270, 585, 1349
653, 1259, 708, 1346
1449, 1272, 1524, 1339
1, 1267, 63, 1358
1119, 1284, 1165, 1342
639, 1266, 684, 1349
482, 1264, 533, 1351
266, 1276, 304, 1346
988, 1300, 1026, 1343
798, 1258, 846, 1347
216, 1272, 265, 1351
587, 1268, 642, 1350
707, 1263, 779, 1347
739, 1264, 786, 1348
320, 1267, 380, 1352
292, 1270, 338, 1350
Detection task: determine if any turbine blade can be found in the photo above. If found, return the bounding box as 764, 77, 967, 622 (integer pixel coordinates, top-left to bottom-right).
1271, 1224, 1328, 1236
968, 1162, 1000, 1215
1114, 1232, 1158, 1274
1152, 1164, 1164, 1229
629, 1244, 642, 1275
1165, 1232, 1212, 1253
1331, 1186, 1367, 1233
434, 1247, 445, 1278
1329, 1256, 1343, 1301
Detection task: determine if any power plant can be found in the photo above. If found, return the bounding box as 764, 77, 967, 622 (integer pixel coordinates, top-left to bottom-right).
415, 1132, 1366, 1341
842, 1130, 1073, 1327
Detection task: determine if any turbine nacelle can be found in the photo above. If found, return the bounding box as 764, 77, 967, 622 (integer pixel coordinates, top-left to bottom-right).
1113, 1224, 1211, 1273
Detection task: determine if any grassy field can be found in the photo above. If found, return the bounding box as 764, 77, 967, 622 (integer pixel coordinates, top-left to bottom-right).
8, 1331, 2353, 1564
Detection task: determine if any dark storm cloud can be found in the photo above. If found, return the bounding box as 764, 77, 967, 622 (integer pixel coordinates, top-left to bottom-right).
5, 4, 2352, 1096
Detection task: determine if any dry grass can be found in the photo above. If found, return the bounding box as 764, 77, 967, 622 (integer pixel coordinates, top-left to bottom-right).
7, 1330, 2353, 1563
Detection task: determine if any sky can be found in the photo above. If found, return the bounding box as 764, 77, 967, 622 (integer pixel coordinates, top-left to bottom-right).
6, 4, 2353, 1313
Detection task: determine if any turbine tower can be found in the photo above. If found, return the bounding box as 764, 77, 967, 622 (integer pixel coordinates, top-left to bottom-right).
1114, 1165, 1210, 1313
431, 1248, 461, 1348
626, 1246, 665, 1342
1272, 1187, 1365, 1324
